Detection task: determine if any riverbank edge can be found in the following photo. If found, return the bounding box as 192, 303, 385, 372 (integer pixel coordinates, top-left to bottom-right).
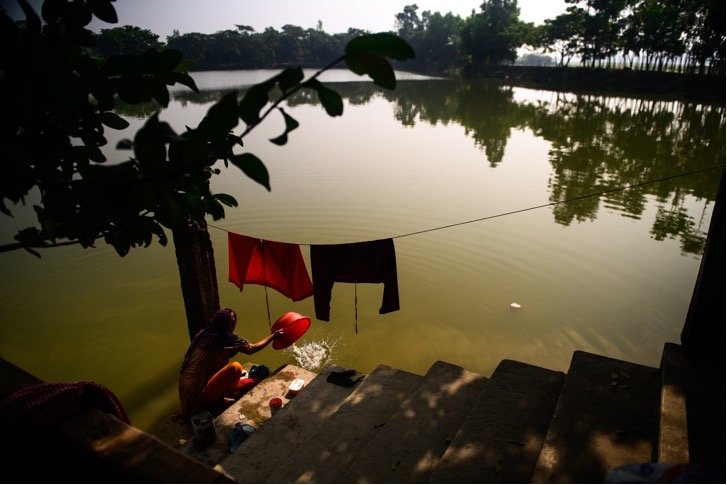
189, 63, 724, 104
462, 65, 725, 104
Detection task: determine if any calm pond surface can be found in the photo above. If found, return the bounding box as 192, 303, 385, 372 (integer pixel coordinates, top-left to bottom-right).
1, 70, 723, 430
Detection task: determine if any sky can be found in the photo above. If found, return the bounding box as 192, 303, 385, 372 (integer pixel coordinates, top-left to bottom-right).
4, 0, 569, 39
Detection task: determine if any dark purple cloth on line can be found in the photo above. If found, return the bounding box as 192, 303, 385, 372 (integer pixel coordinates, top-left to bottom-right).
310, 239, 400, 321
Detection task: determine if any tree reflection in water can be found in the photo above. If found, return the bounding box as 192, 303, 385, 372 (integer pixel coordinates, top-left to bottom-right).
131, 77, 724, 256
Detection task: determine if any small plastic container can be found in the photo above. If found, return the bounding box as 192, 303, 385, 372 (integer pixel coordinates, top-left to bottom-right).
288, 378, 305, 396
191, 411, 216, 445
269, 397, 283, 415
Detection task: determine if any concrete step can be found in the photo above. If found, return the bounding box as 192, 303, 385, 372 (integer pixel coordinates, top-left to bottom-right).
154, 364, 317, 469
0, 357, 234, 484
429, 359, 565, 483
217, 365, 362, 483
264, 365, 424, 483
658, 342, 690, 463
531, 351, 660, 483
660, 343, 724, 478
341, 361, 489, 483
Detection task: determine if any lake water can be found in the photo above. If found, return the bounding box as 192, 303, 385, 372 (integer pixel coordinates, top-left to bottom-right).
1, 70, 723, 430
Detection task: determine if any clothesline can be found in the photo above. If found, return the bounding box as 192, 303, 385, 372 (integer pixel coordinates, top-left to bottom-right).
227, 231, 399, 328
207, 165, 723, 245
222, 164, 722, 331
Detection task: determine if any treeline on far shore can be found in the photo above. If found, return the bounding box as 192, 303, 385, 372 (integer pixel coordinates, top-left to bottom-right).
89, 1, 723, 76
83, 0, 723, 99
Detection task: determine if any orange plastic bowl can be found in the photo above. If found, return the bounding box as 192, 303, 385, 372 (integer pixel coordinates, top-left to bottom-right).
271, 312, 311, 350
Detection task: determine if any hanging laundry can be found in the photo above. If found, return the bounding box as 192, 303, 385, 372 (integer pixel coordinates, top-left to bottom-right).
228, 232, 313, 301
310, 239, 400, 321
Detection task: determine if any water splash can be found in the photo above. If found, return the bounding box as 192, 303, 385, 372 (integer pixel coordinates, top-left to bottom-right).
286, 338, 337, 371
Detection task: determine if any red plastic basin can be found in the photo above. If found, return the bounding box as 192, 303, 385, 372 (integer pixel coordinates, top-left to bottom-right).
271, 311, 311, 349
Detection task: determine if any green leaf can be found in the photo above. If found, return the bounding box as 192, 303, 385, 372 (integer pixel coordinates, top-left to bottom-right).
0, 200, 11, 217
17, 0, 41, 36
158, 49, 184, 71
213, 193, 239, 208
105, 233, 131, 257
198, 91, 239, 138
276, 67, 304, 92
169, 71, 199, 92
269, 108, 300, 146
269, 134, 288, 146
150, 222, 168, 246
14, 227, 44, 246
138, 48, 160, 73
207, 199, 225, 220
147, 79, 170, 107
100, 112, 130, 130
102, 54, 136, 76
118, 78, 147, 104
280, 108, 300, 131
88, 0, 118, 24
304, 79, 343, 117
239, 81, 273, 125
134, 114, 168, 167
87, 146, 106, 163
41, 0, 65, 23
23, 246, 42, 258
345, 51, 396, 89
230, 153, 270, 191
116, 138, 133, 150
69, 0, 93, 26
13, 227, 44, 257
155, 196, 189, 229
345, 33, 415, 61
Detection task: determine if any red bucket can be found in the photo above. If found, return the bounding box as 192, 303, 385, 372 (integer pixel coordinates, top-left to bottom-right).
271, 312, 311, 350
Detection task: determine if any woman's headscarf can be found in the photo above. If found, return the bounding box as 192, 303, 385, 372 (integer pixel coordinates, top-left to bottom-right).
181, 308, 250, 369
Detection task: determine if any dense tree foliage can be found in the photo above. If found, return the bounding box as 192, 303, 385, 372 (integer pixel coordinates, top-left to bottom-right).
0, 0, 198, 255
1, 0, 412, 258
80, 0, 723, 76
394, 5, 463, 73
94, 25, 162, 58
538, 10, 584, 66
164, 25, 368, 70
460, 0, 524, 68
537, 0, 725, 73
1, 0, 413, 335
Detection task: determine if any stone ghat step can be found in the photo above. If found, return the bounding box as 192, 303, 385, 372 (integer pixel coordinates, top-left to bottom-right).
218, 365, 362, 483
341, 361, 489, 483
531, 350, 660, 483
149, 348, 692, 484
150, 363, 317, 469
429, 359, 565, 484
658, 342, 690, 464
263, 365, 425, 484
659, 342, 724, 476
0, 357, 234, 484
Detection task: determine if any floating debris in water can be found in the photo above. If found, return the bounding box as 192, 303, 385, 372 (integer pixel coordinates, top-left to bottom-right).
286, 339, 336, 371
510, 302, 522, 309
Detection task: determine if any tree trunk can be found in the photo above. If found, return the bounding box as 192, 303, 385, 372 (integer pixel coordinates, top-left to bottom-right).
172, 217, 221, 340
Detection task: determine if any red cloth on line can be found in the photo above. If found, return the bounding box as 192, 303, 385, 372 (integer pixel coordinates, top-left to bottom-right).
228, 232, 314, 301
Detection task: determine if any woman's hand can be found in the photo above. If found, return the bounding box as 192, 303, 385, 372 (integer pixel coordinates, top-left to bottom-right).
246, 329, 285, 354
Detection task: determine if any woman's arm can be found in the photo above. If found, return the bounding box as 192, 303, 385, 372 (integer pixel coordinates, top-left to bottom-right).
239, 329, 284, 355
